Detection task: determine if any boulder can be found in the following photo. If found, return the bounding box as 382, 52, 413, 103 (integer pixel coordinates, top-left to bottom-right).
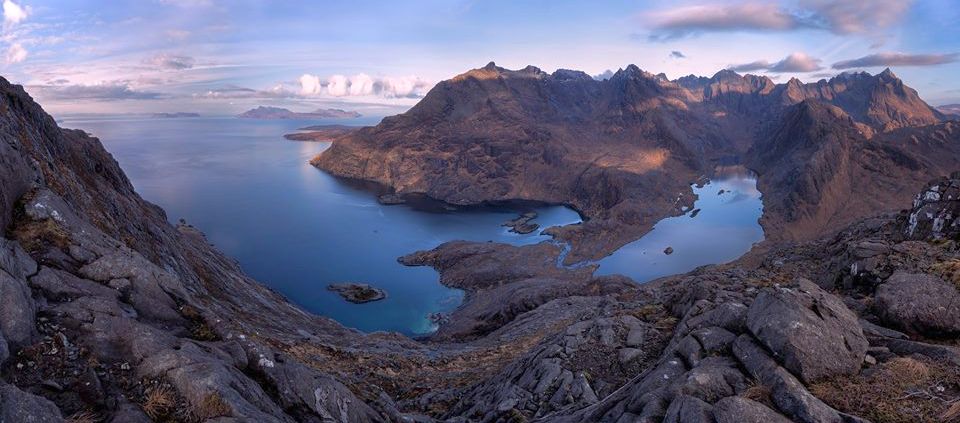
874, 271, 960, 336
0, 383, 64, 422
663, 394, 713, 423
0, 269, 36, 349
732, 335, 846, 423
746, 279, 867, 383
713, 396, 792, 423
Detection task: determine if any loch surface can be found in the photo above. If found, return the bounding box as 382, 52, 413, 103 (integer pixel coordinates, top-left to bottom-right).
61, 116, 581, 335
595, 168, 765, 281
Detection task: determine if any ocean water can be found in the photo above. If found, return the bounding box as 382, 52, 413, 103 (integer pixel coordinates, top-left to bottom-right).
61, 116, 581, 335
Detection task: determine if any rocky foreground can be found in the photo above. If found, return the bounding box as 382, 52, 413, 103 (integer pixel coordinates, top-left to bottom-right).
0, 70, 959, 423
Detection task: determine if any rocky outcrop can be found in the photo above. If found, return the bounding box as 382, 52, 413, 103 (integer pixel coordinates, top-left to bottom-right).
905, 172, 960, 240
874, 271, 960, 336
746, 279, 867, 383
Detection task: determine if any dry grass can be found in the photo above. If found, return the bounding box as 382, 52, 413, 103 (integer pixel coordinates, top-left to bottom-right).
142, 385, 177, 420
741, 381, 775, 409
192, 392, 231, 420
10, 218, 71, 253
930, 259, 960, 290
65, 411, 100, 423
810, 357, 960, 423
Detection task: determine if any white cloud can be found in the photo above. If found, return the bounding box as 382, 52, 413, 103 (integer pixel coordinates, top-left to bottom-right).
5, 41, 25, 63
297, 73, 431, 98
349, 73, 375, 96
3, 0, 28, 25
299, 74, 322, 95
327, 74, 349, 96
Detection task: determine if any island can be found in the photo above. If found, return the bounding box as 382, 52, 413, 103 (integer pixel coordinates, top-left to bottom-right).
502, 211, 539, 234
326, 283, 387, 303
238, 106, 361, 120
152, 112, 201, 118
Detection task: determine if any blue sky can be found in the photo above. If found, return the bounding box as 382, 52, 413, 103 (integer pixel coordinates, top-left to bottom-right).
2, 0, 958, 116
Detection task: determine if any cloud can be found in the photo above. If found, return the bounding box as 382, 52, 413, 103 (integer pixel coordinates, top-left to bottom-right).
28, 82, 163, 101
801, 0, 912, 34
645, 0, 914, 40
143, 53, 195, 70
299, 73, 431, 98
5, 41, 25, 63
194, 84, 297, 99
728, 52, 823, 73
769, 52, 823, 72
3, 0, 28, 25
647, 3, 797, 40
727, 60, 770, 72
670, 50, 686, 59
832, 52, 959, 69
593, 70, 614, 81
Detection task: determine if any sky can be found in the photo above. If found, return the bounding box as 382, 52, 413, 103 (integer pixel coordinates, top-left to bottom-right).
1, 0, 958, 117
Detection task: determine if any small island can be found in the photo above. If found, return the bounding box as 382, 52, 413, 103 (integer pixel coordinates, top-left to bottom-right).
327, 283, 387, 303
663, 246, 674, 255
502, 211, 539, 234
238, 106, 361, 120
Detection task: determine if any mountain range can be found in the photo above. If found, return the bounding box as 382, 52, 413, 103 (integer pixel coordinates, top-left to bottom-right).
314, 62, 956, 260
0, 63, 959, 422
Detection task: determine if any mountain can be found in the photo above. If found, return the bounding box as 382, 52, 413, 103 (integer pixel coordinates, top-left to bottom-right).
238, 106, 361, 119
2, 70, 960, 422
314, 62, 950, 259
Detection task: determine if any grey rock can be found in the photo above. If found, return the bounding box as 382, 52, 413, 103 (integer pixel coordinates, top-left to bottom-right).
0, 269, 36, 349
663, 394, 713, 423
871, 337, 960, 366
0, 238, 37, 280
677, 357, 748, 403
733, 335, 845, 423
0, 383, 64, 422
874, 271, 960, 336
857, 319, 907, 340
0, 332, 8, 365
747, 279, 867, 383
713, 396, 792, 423
249, 349, 385, 422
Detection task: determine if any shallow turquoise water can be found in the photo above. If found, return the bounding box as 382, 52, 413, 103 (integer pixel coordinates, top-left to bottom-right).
62, 116, 581, 335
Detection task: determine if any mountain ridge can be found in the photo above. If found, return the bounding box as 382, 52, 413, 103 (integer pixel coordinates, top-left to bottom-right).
314, 62, 950, 258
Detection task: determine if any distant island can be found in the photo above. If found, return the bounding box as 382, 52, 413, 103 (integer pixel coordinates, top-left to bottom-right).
939, 104, 960, 116
152, 112, 201, 118
238, 106, 361, 120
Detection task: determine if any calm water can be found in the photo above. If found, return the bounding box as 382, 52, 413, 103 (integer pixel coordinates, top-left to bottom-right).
595, 169, 764, 280
61, 116, 764, 335
62, 116, 581, 335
